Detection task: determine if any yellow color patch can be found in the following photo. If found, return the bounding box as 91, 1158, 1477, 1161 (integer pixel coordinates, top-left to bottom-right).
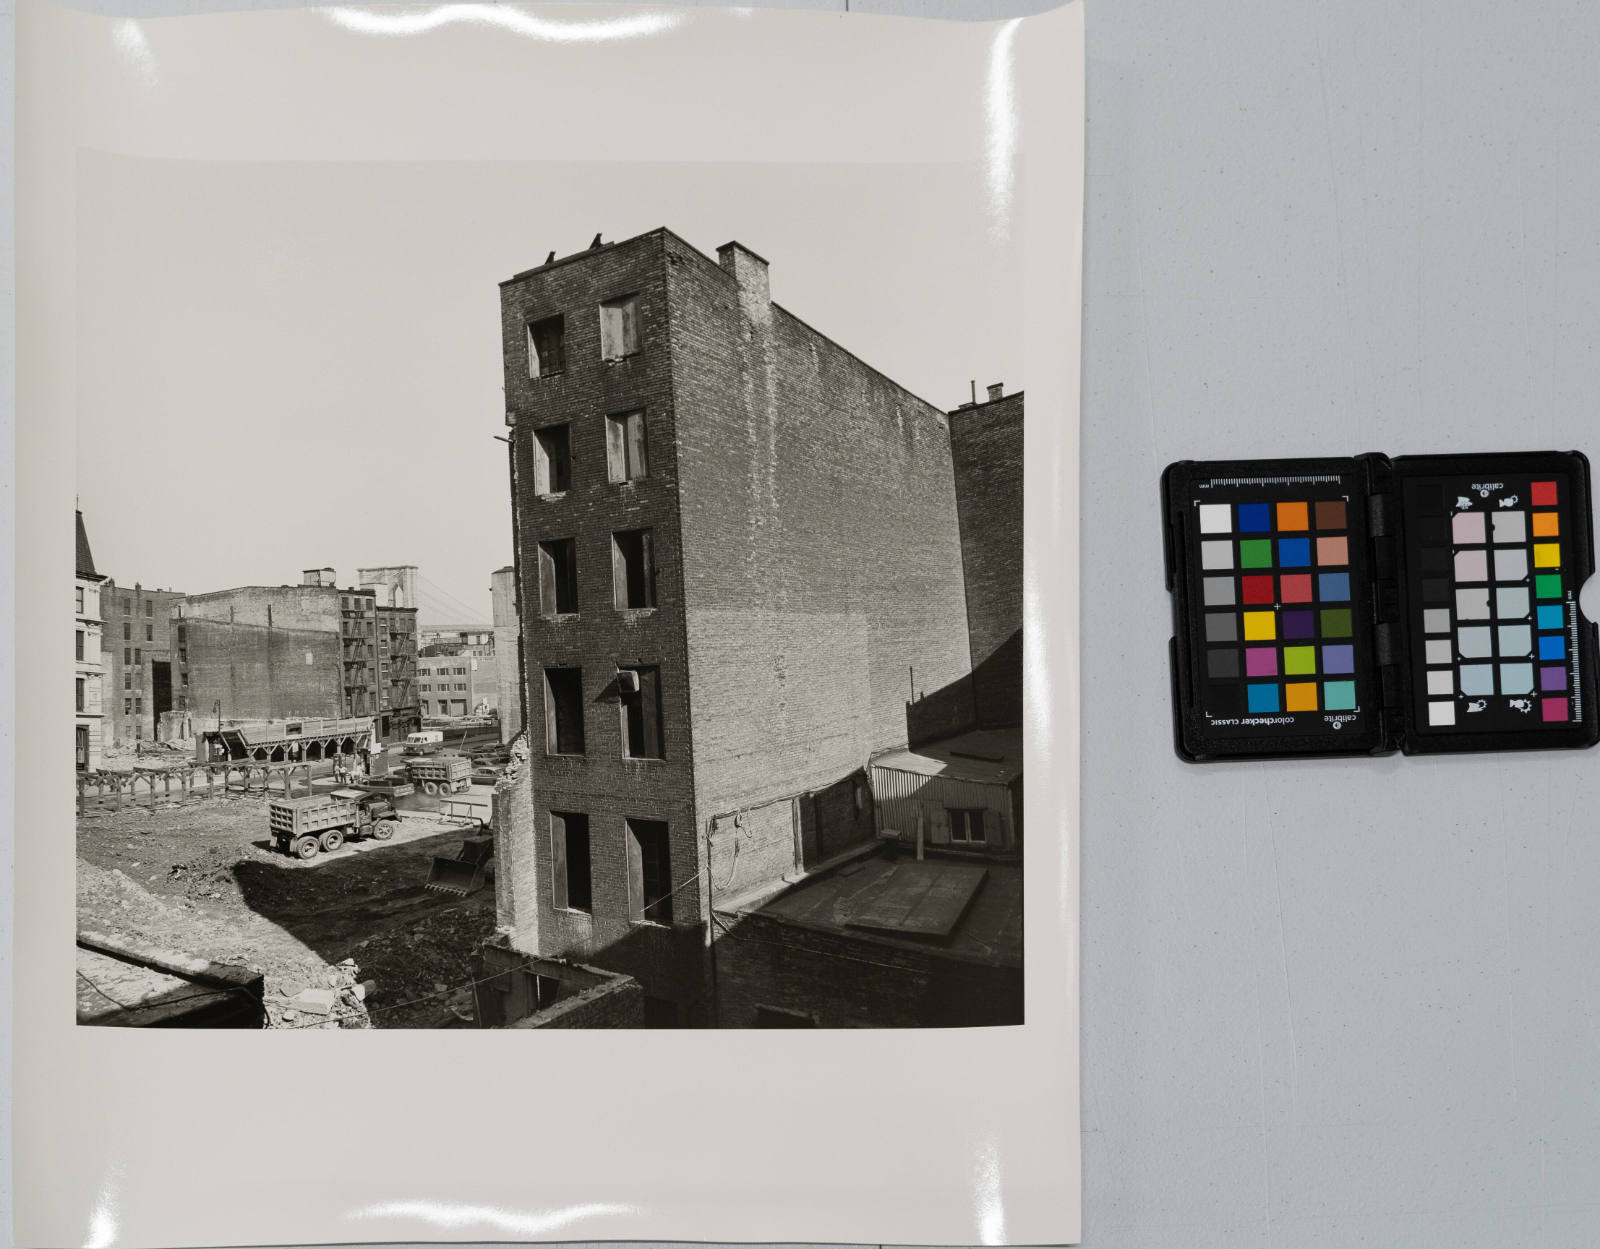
1243, 611, 1277, 641
1284, 682, 1319, 712
1534, 543, 1561, 568
1532, 512, 1560, 538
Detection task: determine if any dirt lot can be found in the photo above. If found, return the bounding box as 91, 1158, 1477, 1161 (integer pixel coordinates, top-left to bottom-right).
77, 791, 499, 1028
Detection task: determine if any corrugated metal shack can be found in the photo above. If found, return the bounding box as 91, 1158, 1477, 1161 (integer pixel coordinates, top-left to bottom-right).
868, 726, 1022, 854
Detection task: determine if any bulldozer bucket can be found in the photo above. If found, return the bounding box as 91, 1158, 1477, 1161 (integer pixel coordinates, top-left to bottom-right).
425, 856, 486, 896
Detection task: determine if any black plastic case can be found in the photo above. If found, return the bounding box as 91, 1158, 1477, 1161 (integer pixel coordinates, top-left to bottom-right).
1163, 451, 1599, 762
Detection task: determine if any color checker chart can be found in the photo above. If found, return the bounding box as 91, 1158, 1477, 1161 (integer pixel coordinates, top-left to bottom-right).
1196, 496, 1360, 718
1165, 451, 1597, 761
1401, 472, 1585, 735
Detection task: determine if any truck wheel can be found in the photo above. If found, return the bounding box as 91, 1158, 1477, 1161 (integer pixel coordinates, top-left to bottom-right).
422, 780, 439, 796
294, 836, 319, 860
455, 780, 470, 794
320, 827, 345, 853
373, 820, 397, 841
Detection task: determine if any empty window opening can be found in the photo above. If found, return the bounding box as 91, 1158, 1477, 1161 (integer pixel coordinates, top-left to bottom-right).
599, 294, 640, 361
543, 667, 585, 756
605, 409, 648, 483
527, 315, 565, 378
76, 631, 84, 662
533, 424, 571, 495
754, 1005, 818, 1028
76, 679, 85, 713
618, 665, 663, 760
626, 818, 672, 925
612, 528, 657, 609
538, 539, 578, 616
551, 811, 592, 913
949, 808, 987, 845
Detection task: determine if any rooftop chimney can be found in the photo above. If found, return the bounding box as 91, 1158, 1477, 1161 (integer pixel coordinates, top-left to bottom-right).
717, 241, 771, 312
987, 383, 1005, 402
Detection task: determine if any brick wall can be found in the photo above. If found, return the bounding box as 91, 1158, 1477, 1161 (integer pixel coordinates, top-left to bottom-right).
500, 232, 709, 1021
948, 392, 1024, 726
666, 233, 973, 824
183, 618, 344, 722
711, 908, 1023, 1028
490, 566, 523, 742
100, 581, 186, 746
472, 939, 644, 1028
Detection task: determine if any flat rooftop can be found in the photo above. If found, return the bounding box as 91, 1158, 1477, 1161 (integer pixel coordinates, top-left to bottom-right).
870, 725, 1023, 786
738, 848, 1022, 967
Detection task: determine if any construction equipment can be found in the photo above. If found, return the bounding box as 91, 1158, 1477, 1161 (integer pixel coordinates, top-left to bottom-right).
359, 773, 416, 800
268, 788, 401, 859
425, 834, 495, 896
406, 752, 472, 796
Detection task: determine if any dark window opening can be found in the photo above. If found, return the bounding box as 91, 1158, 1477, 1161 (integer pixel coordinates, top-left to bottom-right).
538, 539, 578, 616
618, 665, 663, 760
76, 631, 84, 662
543, 667, 585, 756
527, 315, 565, 378
605, 409, 648, 483
626, 818, 672, 925
551, 811, 592, 913
145, 623, 153, 642
949, 808, 987, 845
754, 1005, 818, 1028
76, 679, 85, 713
145, 601, 153, 617
599, 294, 640, 361
532, 423, 571, 496
612, 528, 656, 609
123, 622, 131, 640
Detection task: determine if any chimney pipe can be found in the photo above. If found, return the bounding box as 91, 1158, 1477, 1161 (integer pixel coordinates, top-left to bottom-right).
987, 383, 1004, 402
970, 380, 977, 405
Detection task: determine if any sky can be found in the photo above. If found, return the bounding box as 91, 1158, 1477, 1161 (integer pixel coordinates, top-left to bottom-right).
76, 155, 1024, 622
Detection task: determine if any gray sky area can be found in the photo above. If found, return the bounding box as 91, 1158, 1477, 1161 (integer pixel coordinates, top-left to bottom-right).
76, 155, 1023, 621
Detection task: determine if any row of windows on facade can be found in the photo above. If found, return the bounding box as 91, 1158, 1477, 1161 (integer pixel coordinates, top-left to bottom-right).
525, 294, 641, 380
420, 665, 472, 677
117, 621, 155, 641
420, 682, 470, 692
543, 665, 663, 760
530, 409, 647, 498
113, 596, 156, 617
548, 811, 675, 927
536, 527, 657, 617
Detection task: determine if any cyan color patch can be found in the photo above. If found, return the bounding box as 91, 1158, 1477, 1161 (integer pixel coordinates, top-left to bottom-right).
1323, 681, 1357, 711
1247, 683, 1280, 714
1537, 604, 1565, 631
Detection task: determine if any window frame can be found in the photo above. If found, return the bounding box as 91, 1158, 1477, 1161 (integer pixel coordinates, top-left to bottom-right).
605, 409, 649, 484
527, 314, 566, 379
537, 538, 579, 617
532, 423, 572, 496
948, 807, 988, 845
612, 528, 657, 610
542, 667, 586, 756
550, 811, 593, 914
598, 294, 641, 361
618, 665, 664, 760
76, 678, 86, 713
625, 818, 673, 926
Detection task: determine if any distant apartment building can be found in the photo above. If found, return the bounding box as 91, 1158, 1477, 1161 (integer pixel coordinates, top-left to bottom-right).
100, 580, 186, 746
75, 512, 106, 772
490, 566, 522, 743
417, 651, 496, 718
175, 569, 420, 743
490, 228, 992, 1025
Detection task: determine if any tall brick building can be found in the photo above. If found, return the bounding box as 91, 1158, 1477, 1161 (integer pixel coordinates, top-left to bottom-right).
495, 228, 985, 1024
100, 580, 187, 746
75, 512, 106, 772
176, 572, 420, 742
949, 387, 1024, 727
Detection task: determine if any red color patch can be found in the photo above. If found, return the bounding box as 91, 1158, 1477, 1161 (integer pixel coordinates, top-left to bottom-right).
1531, 481, 1559, 507
1241, 575, 1276, 605
1279, 574, 1313, 603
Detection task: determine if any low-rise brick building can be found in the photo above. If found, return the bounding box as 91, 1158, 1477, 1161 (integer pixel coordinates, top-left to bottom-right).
176, 570, 420, 742
495, 228, 1000, 1024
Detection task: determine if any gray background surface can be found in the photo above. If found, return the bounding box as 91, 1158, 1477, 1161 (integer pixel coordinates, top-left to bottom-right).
7, 0, 1600, 1246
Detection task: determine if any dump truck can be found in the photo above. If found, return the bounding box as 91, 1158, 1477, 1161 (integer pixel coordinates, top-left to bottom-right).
268, 788, 401, 859
406, 753, 472, 796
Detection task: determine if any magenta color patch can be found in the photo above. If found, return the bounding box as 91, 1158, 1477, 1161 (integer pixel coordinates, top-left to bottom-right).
1245, 647, 1279, 677
1542, 697, 1569, 722
1541, 666, 1568, 692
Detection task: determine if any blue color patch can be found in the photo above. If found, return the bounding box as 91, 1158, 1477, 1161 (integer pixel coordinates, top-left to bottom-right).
1237, 502, 1271, 533
1247, 683, 1280, 714
1537, 604, 1565, 632
1319, 572, 1351, 602
1539, 634, 1567, 661
1278, 537, 1311, 567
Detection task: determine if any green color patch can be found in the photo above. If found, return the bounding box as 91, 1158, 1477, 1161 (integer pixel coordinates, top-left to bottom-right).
1283, 646, 1317, 675
1536, 573, 1563, 599
1320, 608, 1353, 638
1239, 539, 1273, 569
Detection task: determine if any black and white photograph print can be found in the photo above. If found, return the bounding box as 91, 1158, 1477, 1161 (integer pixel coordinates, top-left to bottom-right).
73, 157, 1026, 1029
